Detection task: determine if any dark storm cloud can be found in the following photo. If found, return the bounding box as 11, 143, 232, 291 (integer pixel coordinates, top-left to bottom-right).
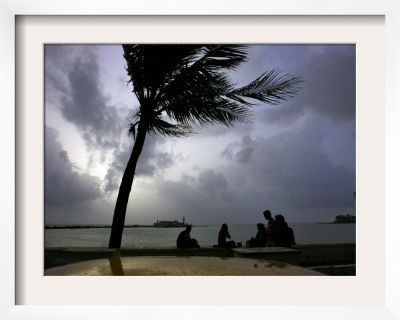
184, 45, 355, 140
45, 46, 73, 107
155, 177, 203, 210
45, 45, 134, 172
222, 135, 256, 164
243, 45, 356, 125
150, 109, 355, 224
157, 168, 233, 204
103, 141, 132, 193
135, 135, 176, 176
45, 126, 103, 206
45, 199, 115, 225
221, 113, 355, 211
197, 169, 234, 202
303, 45, 355, 121
59, 47, 124, 150
152, 169, 235, 224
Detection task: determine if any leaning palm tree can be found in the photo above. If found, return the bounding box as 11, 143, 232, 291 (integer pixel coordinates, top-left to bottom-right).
109, 44, 302, 248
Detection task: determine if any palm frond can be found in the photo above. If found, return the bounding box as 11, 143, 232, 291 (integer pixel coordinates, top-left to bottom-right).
126, 110, 193, 139
162, 95, 251, 128
126, 120, 140, 140
195, 45, 249, 71
154, 45, 249, 103
155, 62, 251, 128
149, 118, 193, 138
227, 69, 303, 105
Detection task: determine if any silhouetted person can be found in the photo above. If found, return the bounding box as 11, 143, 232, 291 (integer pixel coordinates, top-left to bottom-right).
275, 214, 296, 248
176, 225, 200, 248
218, 224, 237, 248
263, 209, 277, 247
246, 223, 268, 247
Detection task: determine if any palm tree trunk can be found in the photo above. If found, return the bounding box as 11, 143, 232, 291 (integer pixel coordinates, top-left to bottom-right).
108, 121, 148, 248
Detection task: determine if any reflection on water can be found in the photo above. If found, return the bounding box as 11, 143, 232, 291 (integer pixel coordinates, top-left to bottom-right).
108, 257, 125, 275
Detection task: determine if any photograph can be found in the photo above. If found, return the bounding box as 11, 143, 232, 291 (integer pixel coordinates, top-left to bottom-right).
44, 44, 356, 276
5, 8, 397, 318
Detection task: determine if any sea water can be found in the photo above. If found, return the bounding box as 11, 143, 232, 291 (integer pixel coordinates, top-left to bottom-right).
45, 223, 356, 248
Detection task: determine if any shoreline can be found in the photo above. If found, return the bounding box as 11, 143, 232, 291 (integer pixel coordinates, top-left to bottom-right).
45, 222, 354, 229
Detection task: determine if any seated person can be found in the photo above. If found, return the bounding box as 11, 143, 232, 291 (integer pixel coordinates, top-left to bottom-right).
218, 224, 237, 248
176, 225, 200, 248
246, 223, 268, 247
275, 214, 296, 248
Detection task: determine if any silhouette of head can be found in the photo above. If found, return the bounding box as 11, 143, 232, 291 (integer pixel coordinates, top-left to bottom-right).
263, 210, 272, 220
275, 214, 284, 224
221, 223, 228, 231
257, 223, 265, 230
186, 225, 192, 232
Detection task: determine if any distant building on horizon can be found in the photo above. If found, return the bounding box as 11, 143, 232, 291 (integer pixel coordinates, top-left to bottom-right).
153, 217, 188, 228
334, 214, 356, 223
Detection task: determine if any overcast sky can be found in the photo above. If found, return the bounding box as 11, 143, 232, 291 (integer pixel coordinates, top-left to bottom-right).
44, 44, 355, 226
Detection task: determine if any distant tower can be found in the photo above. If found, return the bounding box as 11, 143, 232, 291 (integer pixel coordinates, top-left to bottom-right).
183, 217, 185, 224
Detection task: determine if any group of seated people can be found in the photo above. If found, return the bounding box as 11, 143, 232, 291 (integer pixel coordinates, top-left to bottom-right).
176, 213, 295, 249
245, 215, 296, 248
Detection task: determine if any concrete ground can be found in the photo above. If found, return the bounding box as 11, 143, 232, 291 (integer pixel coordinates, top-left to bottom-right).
44, 256, 324, 276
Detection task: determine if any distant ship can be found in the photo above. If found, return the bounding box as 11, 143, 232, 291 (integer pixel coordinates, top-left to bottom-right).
153, 217, 189, 228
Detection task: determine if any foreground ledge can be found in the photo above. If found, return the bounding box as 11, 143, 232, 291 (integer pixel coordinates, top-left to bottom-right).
45, 242, 356, 275
45, 246, 232, 269
44, 256, 324, 276
232, 247, 301, 265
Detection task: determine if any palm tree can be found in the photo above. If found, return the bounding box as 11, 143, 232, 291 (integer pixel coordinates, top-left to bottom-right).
108, 44, 302, 248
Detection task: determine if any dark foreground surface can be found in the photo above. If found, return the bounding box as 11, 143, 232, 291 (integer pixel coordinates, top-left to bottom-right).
45, 242, 356, 276
45, 256, 324, 276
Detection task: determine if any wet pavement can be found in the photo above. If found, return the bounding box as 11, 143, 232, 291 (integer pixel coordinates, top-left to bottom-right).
45, 256, 324, 276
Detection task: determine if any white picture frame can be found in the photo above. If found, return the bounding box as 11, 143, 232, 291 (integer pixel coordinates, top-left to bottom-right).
1, 0, 399, 319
